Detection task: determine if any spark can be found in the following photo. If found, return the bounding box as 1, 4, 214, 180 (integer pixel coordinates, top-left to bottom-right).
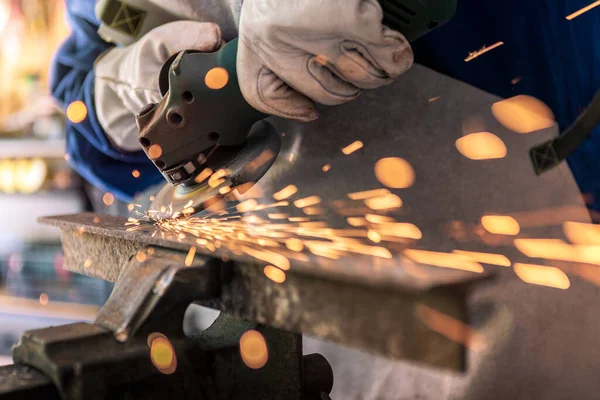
285, 238, 304, 252
364, 214, 395, 223
405, 249, 484, 273
428, 96, 441, 102
102, 192, 115, 206
348, 188, 391, 200
416, 304, 486, 351
84, 258, 92, 268
322, 164, 331, 172
264, 265, 286, 283
132, 169, 140, 178
364, 194, 402, 210
342, 141, 363, 155
374, 223, 422, 239
566, 0, 600, 20
128, 179, 482, 278
185, 247, 197, 266
452, 250, 511, 267
367, 230, 381, 243
514, 238, 600, 265
511, 77, 522, 85
246, 149, 275, 173
563, 221, 600, 245
149, 196, 155, 201
303, 207, 324, 215
481, 215, 520, 235
241, 246, 291, 270
93, 217, 100, 223
514, 239, 578, 262
237, 199, 258, 212
294, 196, 321, 208
347, 217, 368, 226
273, 185, 298, 200
194, 168, 213, 184
513, 263, 570, 289
268, 213, 287, 220
464, 41, 504, 62
208, 169, 230, 188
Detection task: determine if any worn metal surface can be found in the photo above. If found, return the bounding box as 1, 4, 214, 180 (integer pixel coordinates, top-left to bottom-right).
41, 213, 484, 292
39, 212, 477, 370
0, 364, 58, 400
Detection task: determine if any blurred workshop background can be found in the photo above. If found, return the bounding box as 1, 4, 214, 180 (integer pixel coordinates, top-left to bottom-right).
0, 0, 113, 365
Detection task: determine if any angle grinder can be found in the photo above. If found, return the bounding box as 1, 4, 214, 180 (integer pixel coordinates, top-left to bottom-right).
136, 0, 457, 213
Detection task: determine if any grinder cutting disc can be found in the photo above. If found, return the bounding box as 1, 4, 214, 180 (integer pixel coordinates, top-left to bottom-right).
150, 120, 281, 214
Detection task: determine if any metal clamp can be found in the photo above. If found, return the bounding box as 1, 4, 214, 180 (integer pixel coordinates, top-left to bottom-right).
9, 249, 333, 400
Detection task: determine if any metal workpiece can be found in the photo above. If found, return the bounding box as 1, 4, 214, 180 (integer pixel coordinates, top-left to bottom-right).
0, 364, 60, 400
40, 213, 485, 292
38, 212, 483, 370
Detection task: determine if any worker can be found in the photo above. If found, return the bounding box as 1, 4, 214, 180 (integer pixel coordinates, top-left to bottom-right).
52, 0, 600, 217
50, 0, 413, 201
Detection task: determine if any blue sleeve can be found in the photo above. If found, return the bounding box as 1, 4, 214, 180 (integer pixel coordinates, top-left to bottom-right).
50, 0, 163, 201
412, 0, 600, 213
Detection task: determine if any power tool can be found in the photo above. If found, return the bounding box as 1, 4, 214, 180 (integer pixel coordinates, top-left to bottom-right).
136, 0, 457, 212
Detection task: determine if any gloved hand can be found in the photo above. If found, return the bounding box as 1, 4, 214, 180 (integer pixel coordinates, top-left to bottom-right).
94, 21, 223, 152
237, 0, 413, 122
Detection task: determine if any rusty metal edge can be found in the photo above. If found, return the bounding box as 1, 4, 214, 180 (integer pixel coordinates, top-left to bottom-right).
39, 213, 491, 294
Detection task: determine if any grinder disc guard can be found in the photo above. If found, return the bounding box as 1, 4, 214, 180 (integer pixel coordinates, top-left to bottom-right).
150, 120, 281, 214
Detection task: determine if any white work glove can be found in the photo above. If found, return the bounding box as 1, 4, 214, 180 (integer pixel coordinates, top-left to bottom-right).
94, 21, 223, 152
237, 0, 413, 122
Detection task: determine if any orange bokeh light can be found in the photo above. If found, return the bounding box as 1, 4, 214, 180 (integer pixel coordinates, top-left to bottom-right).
239, 330, 268, 369
102, 192, 115, 206
374, 157, 415, 189
481, 215, 520, 235
455, 132, 507, 160
491, 95, 555, 134
205, 67, 229, 90
66, 101, 88, 123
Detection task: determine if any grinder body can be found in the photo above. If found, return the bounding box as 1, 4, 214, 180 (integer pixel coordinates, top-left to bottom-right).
137, 0, 457, 201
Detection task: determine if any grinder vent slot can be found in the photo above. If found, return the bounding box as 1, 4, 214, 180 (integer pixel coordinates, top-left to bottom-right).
380, 0, 416, 26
